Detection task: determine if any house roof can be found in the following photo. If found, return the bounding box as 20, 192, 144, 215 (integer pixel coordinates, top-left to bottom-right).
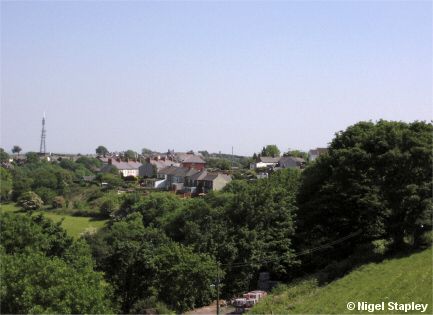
180, 155, 206, 164
174, 167, 199, 178
100, 161, 142, 172
309, 148, 328, 155
158, 165, 178, 175
258, 157, 280, 163
188, 169, 208, 181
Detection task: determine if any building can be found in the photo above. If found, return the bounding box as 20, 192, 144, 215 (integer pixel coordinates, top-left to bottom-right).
179, 155, 206, 170
99, 158, 142, 177
307, 148, 328, 162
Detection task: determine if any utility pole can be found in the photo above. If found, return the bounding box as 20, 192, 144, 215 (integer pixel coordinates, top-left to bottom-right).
216, 262, 220, 315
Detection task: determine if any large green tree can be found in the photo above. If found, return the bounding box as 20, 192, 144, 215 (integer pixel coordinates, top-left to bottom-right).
25, 152, 40, 164
12, 145, 22, 155
0, 148, 10, 163
261, 145, 281, 157
96, 145, 108, 155
297, 120, 432, 261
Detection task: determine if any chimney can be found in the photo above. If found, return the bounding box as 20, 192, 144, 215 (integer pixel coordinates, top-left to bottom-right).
108, 158, 113, 164
162, 156, 166, 162
126, 157, 130, 163
258, 153, 261, 158
133, 158, 137, 163
116, 157, 121, 163
273, 153, 276, 158
169, 156, 173, 161
155, 156, 159, 162
146, 157, 151, 163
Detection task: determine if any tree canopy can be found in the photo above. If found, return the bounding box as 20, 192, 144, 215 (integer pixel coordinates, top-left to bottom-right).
297, 120, 432, 261
261, 145, 281, 157
12, 145, 22, 155
96, 145, 108, 155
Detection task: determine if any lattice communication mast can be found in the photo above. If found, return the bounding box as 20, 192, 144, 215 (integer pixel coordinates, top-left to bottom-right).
40, 112, 46, 155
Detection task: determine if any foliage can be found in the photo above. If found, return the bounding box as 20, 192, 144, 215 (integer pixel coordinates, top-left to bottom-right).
96, 145, 108, 155
0, 212, 113, 314
12, 145, 22, 155
12, 178, 33, 201
52, 196, 66, 208
17, 191, 44, 211
34, 186, 57, 205
217, 159, 232, 170
155, 241, 217, 313
1, 167, 13, 202
296, 120, 433, 268
124, 150, 136, 160
76, 156, 103, 171
25, 151, 40, 164
0, 147, 10, 163
142, 148, 153, 155
261, 144, 281, 157
99, 194, 120, 218
288, 150, 308, 160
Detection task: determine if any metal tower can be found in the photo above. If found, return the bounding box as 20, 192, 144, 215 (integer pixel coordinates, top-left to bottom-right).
40, 112, 46, 155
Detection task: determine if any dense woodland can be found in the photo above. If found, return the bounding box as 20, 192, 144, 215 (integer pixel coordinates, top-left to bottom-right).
1, 120, 432, 314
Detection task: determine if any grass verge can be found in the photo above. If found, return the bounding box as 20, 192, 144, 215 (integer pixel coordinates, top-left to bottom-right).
250, 247, 432, 314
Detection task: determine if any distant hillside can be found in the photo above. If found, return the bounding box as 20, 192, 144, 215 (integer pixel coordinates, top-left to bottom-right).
250, 247, 432, 314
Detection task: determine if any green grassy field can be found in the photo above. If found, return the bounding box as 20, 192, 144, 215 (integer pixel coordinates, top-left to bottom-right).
1, 203, 109, 238
250, 247, 432, 314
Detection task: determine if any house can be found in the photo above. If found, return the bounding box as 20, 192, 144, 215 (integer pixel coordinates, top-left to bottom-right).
99, 157, 142, 177
201, 173, 232, 193
276, 155, 306, 169
171, 167, 199, 191
183, 169, 209, 193
81, 176, 95, 181
179, 155, 206, 170
250, 155, 280, 170
183, 169, 232, 194
308, 148, 328, 162
139, 156, 179, 177
144, 178, 166, 189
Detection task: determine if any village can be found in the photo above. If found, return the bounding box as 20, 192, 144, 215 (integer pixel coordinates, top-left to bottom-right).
2, 147, 328, 198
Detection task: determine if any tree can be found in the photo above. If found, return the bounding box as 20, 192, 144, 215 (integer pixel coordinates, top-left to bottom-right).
96, 145, 108, 155
12, 145, 22, 155
1, 167, 13, 202
25, 152, 40, 164
0, 148, 10, 163
124, 150, 136, 160
261, 145, 280, 157
297, 120, 432, 261
17, 191, 44, 211
217, 160, 231, 170
142, 148, 153, 155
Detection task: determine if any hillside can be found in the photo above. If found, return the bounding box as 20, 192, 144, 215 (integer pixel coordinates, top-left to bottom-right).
250, 247, 432, 314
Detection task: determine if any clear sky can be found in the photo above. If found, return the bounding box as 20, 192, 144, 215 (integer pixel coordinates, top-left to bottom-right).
1, 1, 431, 156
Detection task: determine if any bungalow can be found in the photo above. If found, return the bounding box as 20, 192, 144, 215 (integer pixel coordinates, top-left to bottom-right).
250, 155, 280, 170
99, 157, 142, 177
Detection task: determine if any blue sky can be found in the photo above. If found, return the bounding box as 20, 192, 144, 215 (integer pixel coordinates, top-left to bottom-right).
1, 1, 431, 156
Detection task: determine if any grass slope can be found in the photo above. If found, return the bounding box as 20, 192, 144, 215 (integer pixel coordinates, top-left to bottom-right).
250, 247, 432, 314
1, 203, 108, 238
